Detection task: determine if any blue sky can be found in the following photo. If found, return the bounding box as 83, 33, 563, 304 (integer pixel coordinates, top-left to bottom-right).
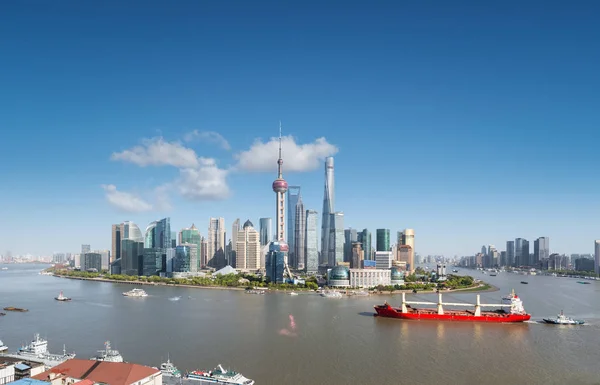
1, 1, 599, 257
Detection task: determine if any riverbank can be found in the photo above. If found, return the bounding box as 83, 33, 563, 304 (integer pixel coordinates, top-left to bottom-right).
52, 274, 496, 296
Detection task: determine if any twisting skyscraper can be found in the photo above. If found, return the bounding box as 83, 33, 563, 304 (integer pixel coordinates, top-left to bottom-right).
320, 157, 335, 265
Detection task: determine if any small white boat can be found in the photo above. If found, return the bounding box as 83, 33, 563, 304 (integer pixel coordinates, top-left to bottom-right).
288, 292, 298, 296
55, 291, 71, 301
0, 339, 8, 352
169, 296, 181, 301
320, 290, 343, 298
1, 267, 8, 271
123, 288, 148, 297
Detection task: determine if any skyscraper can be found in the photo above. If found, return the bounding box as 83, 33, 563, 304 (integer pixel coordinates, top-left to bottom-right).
287, 186, 301, 264
144, 218, 171, 249
402, 229, 415, 253
259, 218, 272, 246
305, 209, 319, 274
208, 217, 225, 268
595, 240, 600, 276
81, 244, 91, 254
376, 229, 390, 252
266, 124, 289, 283
120, 221, 144, 276
506, 240, 515, 266
111, 223, 123, 263
344, 228, 358, 263
533, 237, 549, 267
320, 157, 335, 265
235, 220, 261, 270
358, 229, 372, 261
328, 212, 344, 266
294, 194, 306, 270
180, 224, 202, 270
231, 218, 240, 266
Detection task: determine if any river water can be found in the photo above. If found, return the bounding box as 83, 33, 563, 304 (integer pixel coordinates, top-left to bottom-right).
1, 264, 599, 385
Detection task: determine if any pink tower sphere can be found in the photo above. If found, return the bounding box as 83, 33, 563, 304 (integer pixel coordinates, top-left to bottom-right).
272, 179, 288, 193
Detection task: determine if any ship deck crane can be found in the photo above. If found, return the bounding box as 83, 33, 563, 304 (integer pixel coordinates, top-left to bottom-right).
401, 292, 511, 316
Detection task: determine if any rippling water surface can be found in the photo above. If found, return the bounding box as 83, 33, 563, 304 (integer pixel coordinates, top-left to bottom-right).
1, 264, 599, 385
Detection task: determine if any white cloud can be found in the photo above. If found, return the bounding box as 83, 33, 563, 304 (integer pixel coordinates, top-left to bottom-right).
110, 137, 199, 168
234, 136, 338, 172
101, 184, 153, 213
184, 130, 231, 150
177, 158, 230, 200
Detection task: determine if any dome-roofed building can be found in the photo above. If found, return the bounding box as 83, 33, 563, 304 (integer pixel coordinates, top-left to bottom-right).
390, 267, 405, 286
243, 219, 254, 229
327, 265, 350, 287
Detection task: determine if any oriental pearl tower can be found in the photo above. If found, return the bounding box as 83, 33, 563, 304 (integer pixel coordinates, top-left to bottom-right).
272, 122, 289, 255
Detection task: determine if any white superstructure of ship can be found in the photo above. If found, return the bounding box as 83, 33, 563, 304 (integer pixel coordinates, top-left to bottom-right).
91, 341, 124, 362
187, 364, 254, 385
0, 339, 8, 352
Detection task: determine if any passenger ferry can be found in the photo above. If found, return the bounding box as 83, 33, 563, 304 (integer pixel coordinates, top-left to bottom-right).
123, 288, 148, 297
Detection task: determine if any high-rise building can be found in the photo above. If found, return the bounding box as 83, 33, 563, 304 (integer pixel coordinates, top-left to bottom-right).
305, 210, 319, 274
144, 218, 171, 249
111, 224, 124, 263
200, 237, 208, 267
208, 217, 225, 268
398, 245, 414, 273
266, 124, 289, 283
82, 252, 102, 272
402, 229, 415, 253
235, 220, 261, 270
259, 218, 272, 246
180, 243, 198, 272
81, 245, 91, 254
94, 249, 110, 271
358, 229, 372, 261
376, 229, 390, 252
320, 157, 335, 265
120, 221, 144, 276
294, 195, 306, 270
595, 241, 600, 276
351, 242, 364, 269
375, 251, 393, 269
179, 224, 201, 270
231, 218, 240, 257
515, 238, 525, 266
344, 228, 358, 263
328, 212, 344, 266
287, 186, 301, 264
171, 232, 177, 248
506, 240, 515, 266
481, 246, 487, 256
142, 248, 165, 276
174, 245, 191, 272
533, 237, 549, 267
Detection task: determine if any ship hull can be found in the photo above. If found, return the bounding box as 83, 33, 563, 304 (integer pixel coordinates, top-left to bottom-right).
374, 305, 531, 323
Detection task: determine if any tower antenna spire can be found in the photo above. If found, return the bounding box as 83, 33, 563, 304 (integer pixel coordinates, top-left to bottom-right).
277, 121, 283, 178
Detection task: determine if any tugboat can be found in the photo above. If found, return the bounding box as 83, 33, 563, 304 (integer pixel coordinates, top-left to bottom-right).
55, 291, 71, 301
543, 311, 585, 325
187, 364, 254, 385
91, 341, 124, 362
374, 289, 531, 323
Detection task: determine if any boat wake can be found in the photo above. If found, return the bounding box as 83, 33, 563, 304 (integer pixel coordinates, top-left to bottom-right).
169, 296, 181, 301
86, 302, 113, 308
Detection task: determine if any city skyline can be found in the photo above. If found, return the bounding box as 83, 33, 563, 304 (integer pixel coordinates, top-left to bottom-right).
2, 2, 600, 256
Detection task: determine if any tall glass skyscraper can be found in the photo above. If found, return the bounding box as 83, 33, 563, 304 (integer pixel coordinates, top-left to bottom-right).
259, 218, 272, 246
358, 229, 372, 261
305, 210, 318, 274
174, 245, 191, 272
266, 242, 285, 283
294, 194, 305, 270
533, 237, 549, 266
344, 228, 357, 263
328, 212, 344, 267
320, 157, 335, 265
506, 240, 515, 266
121, 221, 144, 276
144, 218, 171, 249
287, 186, 301, 255
180, 224, 201, 270
376, 229, 390, 252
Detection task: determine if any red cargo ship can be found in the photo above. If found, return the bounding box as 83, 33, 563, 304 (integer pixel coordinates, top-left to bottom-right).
374, 289, 531, 323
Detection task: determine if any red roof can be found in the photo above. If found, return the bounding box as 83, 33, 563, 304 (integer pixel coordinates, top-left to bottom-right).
33, 359, 159, 385
73, 380, 94, 385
